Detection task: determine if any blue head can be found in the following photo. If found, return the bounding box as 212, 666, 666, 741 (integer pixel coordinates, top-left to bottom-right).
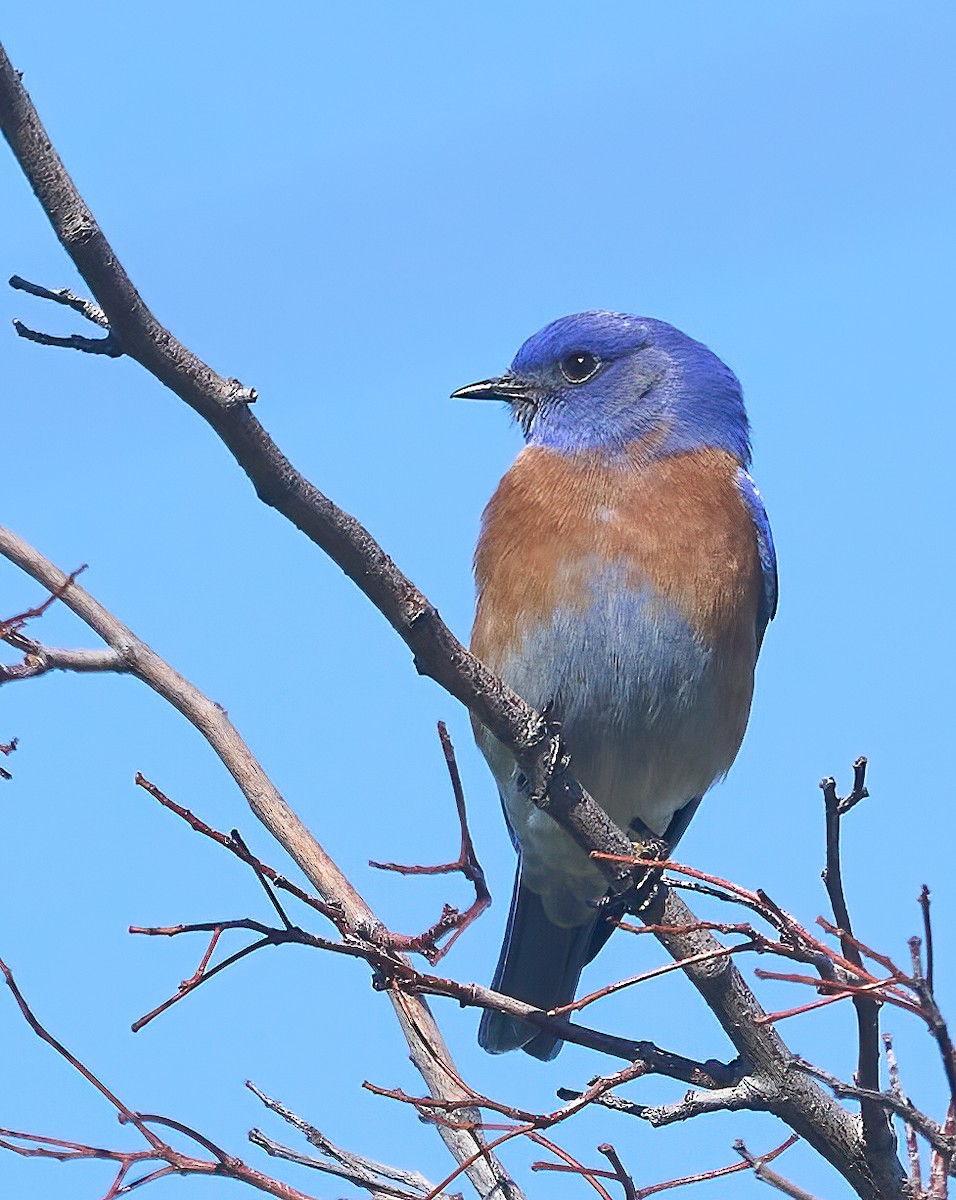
453, 311, 750, 466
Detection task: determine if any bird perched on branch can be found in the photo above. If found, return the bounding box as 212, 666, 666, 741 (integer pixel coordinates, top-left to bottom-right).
453, 311, 776, 1060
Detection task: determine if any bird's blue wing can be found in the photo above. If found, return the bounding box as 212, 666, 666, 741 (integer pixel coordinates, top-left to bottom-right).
736, 468, 778, 645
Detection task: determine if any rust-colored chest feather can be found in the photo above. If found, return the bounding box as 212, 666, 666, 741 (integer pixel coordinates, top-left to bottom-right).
472, 444, 762, 667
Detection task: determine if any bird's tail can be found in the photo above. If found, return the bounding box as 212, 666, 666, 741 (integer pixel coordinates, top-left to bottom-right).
478, 869, 597, 1061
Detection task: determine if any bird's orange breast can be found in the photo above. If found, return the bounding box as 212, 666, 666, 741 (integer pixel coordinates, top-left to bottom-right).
472, 443, 763, 670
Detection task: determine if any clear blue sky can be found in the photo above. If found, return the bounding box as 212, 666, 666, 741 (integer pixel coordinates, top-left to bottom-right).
2, 4, 954, 1197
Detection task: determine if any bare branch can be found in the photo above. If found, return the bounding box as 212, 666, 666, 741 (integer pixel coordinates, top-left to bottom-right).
12, 316, 122, 355
617, 1135, 800, 1200
597, 1143, 638, 1200
909, 935, 956, 1113
820, 759, 891, 1159
0, 958, 328, 1199
528, 1134, 617, 1200
734, 1139, 821, 1200
0, 527, 518, 1199
0, 41, 642, 914
247, 1081, 452, 1200
636, 869, 906, 1199
9, 273, 110, 326
793, 1058, 954, 1159
884, 1034, 923, 1194
369, 722, 491, 963
0, 633, 125, 683
230, 828, 296, 931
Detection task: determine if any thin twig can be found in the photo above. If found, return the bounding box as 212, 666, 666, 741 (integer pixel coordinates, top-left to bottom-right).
597, 1143, 638, 1200
920, 885, 935, 994
884, 1034, 922, 1194
369, 723, 491, 963
733, 1139, 820, 1200
820, 760, 890, 1159
231, 829, 295, 931
9, 274, 111, 326
623, 1135, 800, 1200
909, 936, 956, 1111
0, 958, 326, 1199
247, 1081, 448, 1199
12, 318, 122, 355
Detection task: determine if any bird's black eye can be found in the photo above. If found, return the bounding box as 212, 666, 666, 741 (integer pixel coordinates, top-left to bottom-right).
559, 351, 600, 384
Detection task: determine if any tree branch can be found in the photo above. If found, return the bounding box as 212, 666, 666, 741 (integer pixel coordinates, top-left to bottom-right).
0, 525, 518, 1200
0, 629, 126, 682
793, 1059, 954, 1160
820, 761, 892, 1161
0, 40, 639, 905
247, 1081, 454, 1200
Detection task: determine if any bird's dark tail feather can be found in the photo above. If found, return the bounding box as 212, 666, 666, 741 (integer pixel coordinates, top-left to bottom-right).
478, 870, 598, 1061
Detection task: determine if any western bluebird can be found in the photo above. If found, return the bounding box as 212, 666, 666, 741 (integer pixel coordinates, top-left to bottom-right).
452, 311, 776, 1060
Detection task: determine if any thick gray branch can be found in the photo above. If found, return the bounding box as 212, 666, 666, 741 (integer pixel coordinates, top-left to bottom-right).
557, 1076, 771, 1127
795, 1059, 955, 1161
0, 525, 518, 1200
0, 41, 636, 900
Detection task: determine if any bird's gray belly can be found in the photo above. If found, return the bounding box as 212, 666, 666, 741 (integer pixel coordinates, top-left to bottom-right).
480, 580, 746, 926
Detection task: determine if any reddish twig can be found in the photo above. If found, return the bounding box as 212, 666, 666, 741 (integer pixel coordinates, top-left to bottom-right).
551, 941, 755, 1018
592, 855, 764, 907
363, 1060, 649, 1200
127, 786, 721, 1071
0, 563, 87, 636
0, 956, 164, 1151
752, 969, 922, 1016
528, 1133, 616, 1200
599, 856, 865, 980
369, 722, 490, 963
619, 1134, 800, 1200
733, 1138, 819, 1199
127, 919, 351, 1032
231, 828, 295, 931
814, 916, 912, 985
533, 1146, 641, 1200
0, 957, 321, 1199
134, 774, 341, 924
602, 852, 903, 1017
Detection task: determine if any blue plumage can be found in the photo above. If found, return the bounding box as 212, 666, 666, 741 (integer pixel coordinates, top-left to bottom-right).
736, 467, 779, 641
506, 311, 751, 464
454, 311, 775, 1058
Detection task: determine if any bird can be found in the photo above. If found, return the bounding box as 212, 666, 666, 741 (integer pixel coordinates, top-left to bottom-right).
451, 310, 777, 1060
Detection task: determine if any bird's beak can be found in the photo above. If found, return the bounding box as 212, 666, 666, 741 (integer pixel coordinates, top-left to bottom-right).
450, 374, 537, 404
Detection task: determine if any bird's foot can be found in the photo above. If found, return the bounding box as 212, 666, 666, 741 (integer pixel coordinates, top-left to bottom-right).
625, 830, 670, 913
